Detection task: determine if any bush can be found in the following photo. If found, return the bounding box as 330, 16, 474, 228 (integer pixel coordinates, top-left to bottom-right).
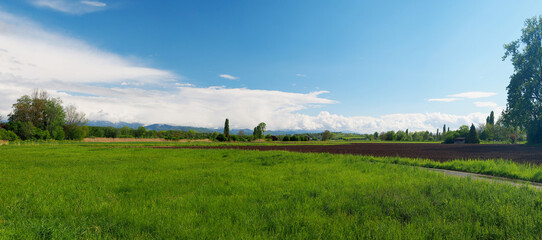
0, 129, 19, 141
52, 126, 65, 140
282, 136, 290, 141
215, 134, 227, 142
35, 128, 51, 140
64, 125, 87, 141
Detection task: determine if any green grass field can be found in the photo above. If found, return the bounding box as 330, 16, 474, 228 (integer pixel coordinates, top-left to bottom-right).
1, 144, 542, 239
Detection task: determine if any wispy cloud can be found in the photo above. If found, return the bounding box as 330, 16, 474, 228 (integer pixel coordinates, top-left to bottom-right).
175, 83, 194, 87
428, 91, 498, 103
80, 1, 106, 7
474, 102, 498, 108
427, 98, 460, 102
219, 74, 239, 80
295, 74, 307, 77
30, 0, 107, 14
449, 91, 497, 99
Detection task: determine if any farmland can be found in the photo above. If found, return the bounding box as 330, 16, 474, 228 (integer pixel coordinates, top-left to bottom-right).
1, 143, 542, 239
183, 142, 542, 163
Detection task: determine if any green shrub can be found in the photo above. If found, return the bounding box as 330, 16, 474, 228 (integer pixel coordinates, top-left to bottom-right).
215, 134, 227, 142
0, 129, 19, 141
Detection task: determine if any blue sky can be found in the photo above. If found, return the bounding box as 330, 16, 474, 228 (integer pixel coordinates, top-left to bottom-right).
0, 0, 540, 132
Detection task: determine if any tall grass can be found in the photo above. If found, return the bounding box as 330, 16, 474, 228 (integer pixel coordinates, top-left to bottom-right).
362, 155, 542, 183
1, 145, 542, 238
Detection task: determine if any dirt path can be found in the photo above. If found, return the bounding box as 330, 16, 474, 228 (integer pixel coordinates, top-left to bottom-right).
423, 167, 542, 190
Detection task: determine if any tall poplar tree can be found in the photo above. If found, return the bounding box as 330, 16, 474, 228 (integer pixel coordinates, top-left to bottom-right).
224, 118, 230, 141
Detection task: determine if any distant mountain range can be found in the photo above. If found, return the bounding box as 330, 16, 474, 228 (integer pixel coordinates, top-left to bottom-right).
86, 121, 324, 135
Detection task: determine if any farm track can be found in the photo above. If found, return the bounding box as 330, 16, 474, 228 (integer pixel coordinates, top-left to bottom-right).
425, 168, 542, 190
165, 143, 542, 164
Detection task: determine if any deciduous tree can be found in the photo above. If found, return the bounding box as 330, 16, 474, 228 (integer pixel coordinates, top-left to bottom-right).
9, 89, 65, 138
253, 122, 266, 139
322, 130, 332, 141
64, 105, 88, 140
502, 16, 542, 143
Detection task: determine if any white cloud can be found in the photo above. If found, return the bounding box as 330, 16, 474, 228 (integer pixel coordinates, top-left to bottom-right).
449, 91, 497, 99
295, 74, 307, 77
175, 83, 194, 87
474, 101, 498, 108
219, 74, 239, 80
30, 0, 107, 14
80, 1, 106, 7
0, 9, 493, 133
283, 111, 488, 133
0, 10, 174, 84
428, 98, 460, 102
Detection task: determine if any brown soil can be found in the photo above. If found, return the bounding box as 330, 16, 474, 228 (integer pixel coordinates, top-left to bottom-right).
0, 140, 8, 146
178, 143, 542, 164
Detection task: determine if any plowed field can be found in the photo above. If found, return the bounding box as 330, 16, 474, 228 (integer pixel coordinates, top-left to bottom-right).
178, 143, 542, 164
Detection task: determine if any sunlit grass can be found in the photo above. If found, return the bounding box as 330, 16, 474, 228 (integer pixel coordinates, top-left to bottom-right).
0, 144, 541, 239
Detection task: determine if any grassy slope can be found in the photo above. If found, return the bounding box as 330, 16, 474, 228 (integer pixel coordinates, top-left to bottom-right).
1, 145, 542, 239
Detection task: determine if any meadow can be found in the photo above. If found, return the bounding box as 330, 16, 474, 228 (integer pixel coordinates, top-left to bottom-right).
1, 144, 542, 239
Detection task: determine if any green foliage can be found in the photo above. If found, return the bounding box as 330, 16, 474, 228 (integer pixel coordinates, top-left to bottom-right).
2, 145, 542, 238
466, 124, 480, 144
224, 119, 230, 141
481, 124, 495, 141
211, 131, 219, 140
395, 130, 407, 141
215, 133, 227, 142
34, 127, 51, 140
104, 127, 120, 138
8, 90, 66, 138
64, 125, 87, 140
443, 131, 460, 144
502, 16, 542, 143
252, 122, 266, 139
0, 128, 19, 141
52, 126, 65, 140
321, 130, 332, 141
457, 125, 469, 138
384, 130, 396, 141
135, 126, 147, 138
489, 111, 495, 125
18, 121, 36, 140
119, 126, 133, 138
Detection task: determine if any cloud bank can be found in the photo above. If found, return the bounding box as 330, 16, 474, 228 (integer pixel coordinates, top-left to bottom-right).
0, 9, 495, 133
